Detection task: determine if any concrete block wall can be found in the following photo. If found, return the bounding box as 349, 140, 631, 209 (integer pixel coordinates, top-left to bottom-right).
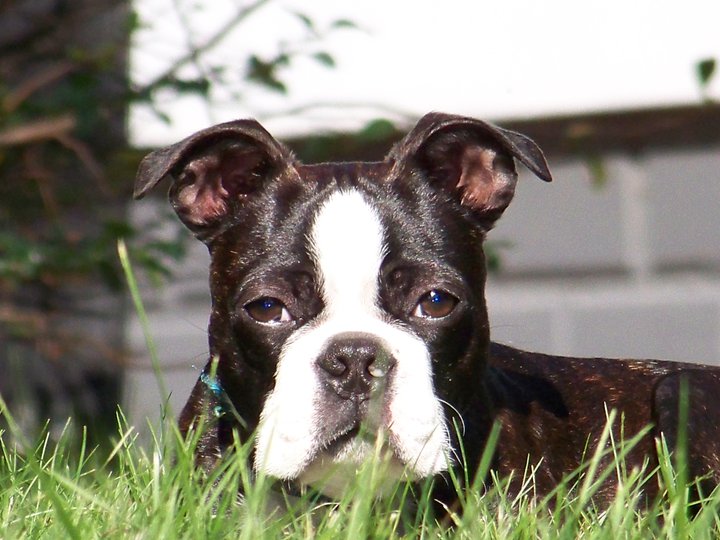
487, 146, 720, 364
124, 144, 720, 430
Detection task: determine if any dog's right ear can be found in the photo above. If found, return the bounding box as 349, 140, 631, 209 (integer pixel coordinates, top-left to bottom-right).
134, 119, 298, 241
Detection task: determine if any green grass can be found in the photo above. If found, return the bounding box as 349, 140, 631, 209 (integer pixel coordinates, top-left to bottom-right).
1, 405, 720, 539
1, 241, 719, 538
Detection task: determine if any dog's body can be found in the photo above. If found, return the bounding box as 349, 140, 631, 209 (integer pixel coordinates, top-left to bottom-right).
134, 113, 720, 507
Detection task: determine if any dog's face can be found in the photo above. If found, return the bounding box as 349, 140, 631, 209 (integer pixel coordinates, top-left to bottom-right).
135, 113, 551, 496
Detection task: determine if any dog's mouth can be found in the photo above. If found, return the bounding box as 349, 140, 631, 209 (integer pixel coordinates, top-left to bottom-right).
320, 418, 391, 453
316, 395, 390, 454
322, 423, 362, 454
298, 418, 408, 498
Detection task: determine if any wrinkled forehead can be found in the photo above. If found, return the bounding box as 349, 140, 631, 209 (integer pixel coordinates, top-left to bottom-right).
295, 161, 392, 185
212, 160, 478, 286
209, 164, 389, 277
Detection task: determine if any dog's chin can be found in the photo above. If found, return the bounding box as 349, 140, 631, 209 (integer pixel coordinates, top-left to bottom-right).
296, 426, 411, 499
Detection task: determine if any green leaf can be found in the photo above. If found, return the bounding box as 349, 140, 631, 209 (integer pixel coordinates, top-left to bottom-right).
312, 52, 336, 68
125, 10, 143, 32
484, 240, 512, 273
274, 52, 291, 67
169, 77, 211, 96
697, 58, 716, 87
358, 118, 396, 142
331, 19, 358, 30
293, 11, 316, 33
246, 56, 287, 94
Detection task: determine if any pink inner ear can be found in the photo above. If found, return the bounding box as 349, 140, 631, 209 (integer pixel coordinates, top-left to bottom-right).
172, 145, 269, 227
174, 155, 230, 226
176, 179, 228, 226
456, 146, 516, 215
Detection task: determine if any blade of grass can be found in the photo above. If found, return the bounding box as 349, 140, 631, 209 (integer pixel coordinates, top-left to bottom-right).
117, 239, 170, 416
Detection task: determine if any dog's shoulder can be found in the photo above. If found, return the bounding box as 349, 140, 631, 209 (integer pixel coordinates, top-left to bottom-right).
487, 341, 720, 420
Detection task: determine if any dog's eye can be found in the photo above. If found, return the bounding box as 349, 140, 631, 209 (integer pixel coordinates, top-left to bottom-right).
413, 290, 458, 319
244, 297, 293, 325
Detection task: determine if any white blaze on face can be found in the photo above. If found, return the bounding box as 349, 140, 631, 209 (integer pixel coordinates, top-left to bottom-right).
310, 189, 386, 320
254, 188, 450, 487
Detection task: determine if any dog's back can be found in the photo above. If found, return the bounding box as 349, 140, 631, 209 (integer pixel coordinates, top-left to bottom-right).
488, 342, 720, 502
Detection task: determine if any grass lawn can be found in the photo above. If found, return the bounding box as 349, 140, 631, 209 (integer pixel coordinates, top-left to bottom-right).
1, 403, 720, 539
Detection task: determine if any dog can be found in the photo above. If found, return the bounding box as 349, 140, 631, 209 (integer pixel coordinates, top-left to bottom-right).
134, 112, 720, 509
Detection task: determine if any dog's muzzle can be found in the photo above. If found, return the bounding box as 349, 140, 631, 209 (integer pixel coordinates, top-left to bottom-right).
313, 332, 396, 444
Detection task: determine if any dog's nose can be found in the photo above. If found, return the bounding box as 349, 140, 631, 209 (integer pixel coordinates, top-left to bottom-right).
316, 332, 394, 399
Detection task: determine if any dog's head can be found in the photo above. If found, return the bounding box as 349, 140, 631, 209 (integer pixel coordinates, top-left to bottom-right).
135, 113, 551, 495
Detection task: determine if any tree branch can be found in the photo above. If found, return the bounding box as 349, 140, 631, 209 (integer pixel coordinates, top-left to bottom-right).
2, 61, 77, 113
137, 0, 271, 92
0, 115, 76, 146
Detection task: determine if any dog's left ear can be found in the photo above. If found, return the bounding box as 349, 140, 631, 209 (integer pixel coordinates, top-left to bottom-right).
389, 112, 552, 227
